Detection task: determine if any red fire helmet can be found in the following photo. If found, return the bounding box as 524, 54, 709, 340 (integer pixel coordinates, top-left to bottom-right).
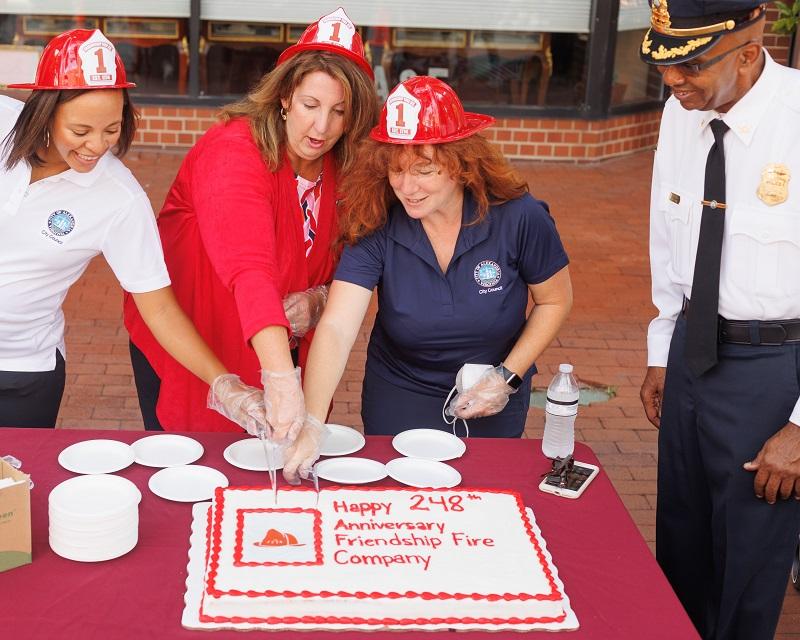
8, 28, 135, 90
370, 76, 495, 145
277, 7, 373, 80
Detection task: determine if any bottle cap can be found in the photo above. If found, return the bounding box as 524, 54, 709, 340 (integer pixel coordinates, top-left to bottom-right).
558, 363, 574, 373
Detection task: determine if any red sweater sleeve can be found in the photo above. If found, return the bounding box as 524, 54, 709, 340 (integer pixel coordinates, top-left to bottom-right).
189, 123, 290, 341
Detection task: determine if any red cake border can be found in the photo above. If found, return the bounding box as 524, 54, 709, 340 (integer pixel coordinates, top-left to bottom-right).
200, 485, 566, 627
233, 508, 323, 567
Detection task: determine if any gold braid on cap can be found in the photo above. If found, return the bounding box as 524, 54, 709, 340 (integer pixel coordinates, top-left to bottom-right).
641, 30, 714, 59
651, 0, 672, 31
650, 0, 736, 36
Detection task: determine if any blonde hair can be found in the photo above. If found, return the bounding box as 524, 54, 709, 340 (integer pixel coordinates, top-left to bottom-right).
220, 51, 379, 173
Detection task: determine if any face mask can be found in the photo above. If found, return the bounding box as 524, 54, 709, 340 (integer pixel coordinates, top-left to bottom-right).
443, 363, 492, 437
455, 363, 493, 393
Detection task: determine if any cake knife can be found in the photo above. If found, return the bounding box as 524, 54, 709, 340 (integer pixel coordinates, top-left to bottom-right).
257, 430, 278, 504
309, 463, 319, 507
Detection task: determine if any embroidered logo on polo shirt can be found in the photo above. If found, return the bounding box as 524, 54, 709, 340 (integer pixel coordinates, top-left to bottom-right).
47, 210, 75, 237
474, 260, 502, 288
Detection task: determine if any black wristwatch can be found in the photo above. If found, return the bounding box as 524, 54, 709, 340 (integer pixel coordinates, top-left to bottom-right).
498, 364, 523, 390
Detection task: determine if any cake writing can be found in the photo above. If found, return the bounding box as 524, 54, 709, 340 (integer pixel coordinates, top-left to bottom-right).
329, 494, 493, 572
331, 500, 392, 516
333, 548, 432, 570
333, 518, 445, 533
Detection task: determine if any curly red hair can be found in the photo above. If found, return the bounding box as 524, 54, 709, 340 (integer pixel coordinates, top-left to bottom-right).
337, 134, 528, 245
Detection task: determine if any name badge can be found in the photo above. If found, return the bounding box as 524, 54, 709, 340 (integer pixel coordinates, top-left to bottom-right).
756, 163, 790, 206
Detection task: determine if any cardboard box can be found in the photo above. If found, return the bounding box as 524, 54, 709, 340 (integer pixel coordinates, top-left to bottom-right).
0, 458, 31, 572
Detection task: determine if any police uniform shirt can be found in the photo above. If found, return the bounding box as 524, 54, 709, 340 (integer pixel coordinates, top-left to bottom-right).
335, 190, 569, 397
647, 51, 800, 422
0, 96, 170, 372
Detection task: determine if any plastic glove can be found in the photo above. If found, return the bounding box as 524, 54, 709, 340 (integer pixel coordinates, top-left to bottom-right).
261, 367, 305, 443
282, 285, 328, 338
208, 374, 269, 437
447, 365, 517, 420
282, 414, 328, 485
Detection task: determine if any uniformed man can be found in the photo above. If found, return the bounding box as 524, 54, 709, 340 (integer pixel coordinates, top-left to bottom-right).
639, 1, 800, 638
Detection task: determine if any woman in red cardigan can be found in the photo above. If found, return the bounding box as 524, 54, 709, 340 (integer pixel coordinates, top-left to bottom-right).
123, 8, 378, 442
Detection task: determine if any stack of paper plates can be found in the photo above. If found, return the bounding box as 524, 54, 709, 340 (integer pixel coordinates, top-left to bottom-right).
48, 474, 141, 562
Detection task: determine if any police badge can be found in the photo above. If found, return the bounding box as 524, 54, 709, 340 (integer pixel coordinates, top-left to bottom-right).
756, 163, 790, 206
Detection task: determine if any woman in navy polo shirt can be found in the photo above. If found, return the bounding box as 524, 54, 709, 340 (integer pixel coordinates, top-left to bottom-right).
285, 76, 571, 475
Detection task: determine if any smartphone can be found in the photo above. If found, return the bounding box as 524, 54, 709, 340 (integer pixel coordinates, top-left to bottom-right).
538, 460, 599, 499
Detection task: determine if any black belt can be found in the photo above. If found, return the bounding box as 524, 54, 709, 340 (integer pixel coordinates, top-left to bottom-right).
681, 299, 800, 346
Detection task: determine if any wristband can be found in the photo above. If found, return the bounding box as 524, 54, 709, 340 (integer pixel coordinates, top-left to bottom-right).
498, 364, 523, 390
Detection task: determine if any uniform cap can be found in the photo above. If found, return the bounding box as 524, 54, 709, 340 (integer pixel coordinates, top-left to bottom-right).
370, 76, 494, 145
640, 0, 765, 65
8, 29, 135, 90
277, 7, 373, 80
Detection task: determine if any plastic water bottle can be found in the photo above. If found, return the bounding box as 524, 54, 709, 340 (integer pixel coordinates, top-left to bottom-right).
542, 364, 579, 459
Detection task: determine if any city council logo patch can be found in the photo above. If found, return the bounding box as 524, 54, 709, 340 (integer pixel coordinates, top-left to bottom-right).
473, 260, 502, 287
47, 210, 75, 236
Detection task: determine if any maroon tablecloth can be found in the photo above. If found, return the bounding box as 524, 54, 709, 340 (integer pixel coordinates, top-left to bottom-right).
0, 429, 698, 639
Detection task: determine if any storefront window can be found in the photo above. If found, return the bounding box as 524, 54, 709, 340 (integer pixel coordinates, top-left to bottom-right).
370, 28, 590, 107
0, 1, 661, 114
199, 2, 592, 106
199, 18, 589, 107
614, 0, 664, 105
200, 20, 282, 96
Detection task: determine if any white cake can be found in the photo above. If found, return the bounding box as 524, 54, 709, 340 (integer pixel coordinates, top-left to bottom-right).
184, 485, 578, 632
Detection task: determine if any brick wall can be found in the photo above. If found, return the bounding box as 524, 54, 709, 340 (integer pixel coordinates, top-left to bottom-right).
130, 20, 794, 162
763, 4, 794, 65
481, 112, 661, 161
133, 106, 664, 163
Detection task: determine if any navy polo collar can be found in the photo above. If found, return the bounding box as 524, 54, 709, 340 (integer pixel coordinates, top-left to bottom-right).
385, 190, 492, 274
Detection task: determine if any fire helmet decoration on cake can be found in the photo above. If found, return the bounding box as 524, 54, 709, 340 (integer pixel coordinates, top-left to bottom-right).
254, 528, 305, 547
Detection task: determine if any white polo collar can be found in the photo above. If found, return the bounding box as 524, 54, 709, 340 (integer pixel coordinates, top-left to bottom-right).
700, 49, 779, 147
37, 152, 110, 187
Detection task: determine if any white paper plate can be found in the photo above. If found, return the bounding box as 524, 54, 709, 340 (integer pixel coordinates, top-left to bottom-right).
50, 532, 137, 562
314, 457, 387, 484
49, 474, 141, 519
49, 527, 138, 550
391, 429, 467, 461
49, 514, 138, 536
132, 434, 204, 468
386, 457, 462, 488
223, 438, 284, 471
320, 424, 365, 457
57, 440, 135, 475
148, 465, 229, 502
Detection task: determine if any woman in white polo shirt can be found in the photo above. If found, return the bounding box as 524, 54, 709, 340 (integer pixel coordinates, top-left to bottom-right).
0, 29, 265, 430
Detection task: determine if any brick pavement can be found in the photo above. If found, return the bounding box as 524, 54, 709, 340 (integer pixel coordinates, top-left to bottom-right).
56, 147, 799, 637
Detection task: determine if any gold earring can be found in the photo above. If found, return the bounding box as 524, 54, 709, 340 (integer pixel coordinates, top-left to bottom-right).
45, 130, 50, 148
280, 107, 287, 121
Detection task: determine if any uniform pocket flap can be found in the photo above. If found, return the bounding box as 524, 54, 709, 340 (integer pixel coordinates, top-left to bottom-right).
729, 208, 800, 247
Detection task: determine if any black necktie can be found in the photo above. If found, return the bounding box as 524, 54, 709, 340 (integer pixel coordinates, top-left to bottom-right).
685, 118, 730, 377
